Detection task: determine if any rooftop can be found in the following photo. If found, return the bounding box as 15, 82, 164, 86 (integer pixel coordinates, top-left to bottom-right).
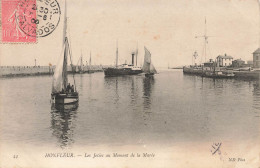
233, 58, 244, 62
253, 48, 260, 54
217, 54, 233, 59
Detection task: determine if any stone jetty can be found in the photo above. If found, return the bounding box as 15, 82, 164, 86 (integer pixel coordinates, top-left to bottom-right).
0, 65, 107, 77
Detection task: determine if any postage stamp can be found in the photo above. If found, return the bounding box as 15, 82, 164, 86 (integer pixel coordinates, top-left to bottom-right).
1, 0, 61, 43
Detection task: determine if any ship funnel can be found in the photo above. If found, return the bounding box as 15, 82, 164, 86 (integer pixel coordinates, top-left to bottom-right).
132, 52, 135, 65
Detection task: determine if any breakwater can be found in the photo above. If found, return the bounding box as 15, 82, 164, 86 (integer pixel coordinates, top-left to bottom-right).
0, 66, 54, 77
0, 65, 107, 77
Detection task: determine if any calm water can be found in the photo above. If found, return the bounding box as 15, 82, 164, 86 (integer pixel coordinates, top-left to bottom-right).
0, 69, 259, 149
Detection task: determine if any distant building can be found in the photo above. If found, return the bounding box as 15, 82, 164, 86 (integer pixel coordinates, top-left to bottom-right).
253, 48, 260, 68
247, 60, 253, 65
232, 59, 245, 68
204, 59, 215, 70
247, 60, 253, 68
216, 54, 233, 67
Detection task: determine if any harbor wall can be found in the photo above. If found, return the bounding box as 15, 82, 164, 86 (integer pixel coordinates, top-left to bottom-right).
0, 65, 106, 77
233, 71, 260, 79
183, 66, 260, 79
0, 66, 54, 77
75, 65, 106, 72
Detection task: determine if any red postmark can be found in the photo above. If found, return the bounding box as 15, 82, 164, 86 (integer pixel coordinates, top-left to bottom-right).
1, 0, 37, 43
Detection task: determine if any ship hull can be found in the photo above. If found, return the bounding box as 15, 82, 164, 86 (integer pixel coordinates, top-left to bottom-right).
183, 67, 235, 78
104, 68, 142, 77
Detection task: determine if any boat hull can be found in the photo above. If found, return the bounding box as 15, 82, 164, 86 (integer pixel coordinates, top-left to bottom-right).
183, 67, 235, 78
202, 73, 235, 78
104, 68, 142, 77
145, 73, 154, 77
52, 92, 79, 105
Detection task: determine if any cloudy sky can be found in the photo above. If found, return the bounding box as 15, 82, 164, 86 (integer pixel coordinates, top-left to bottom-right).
0, 0, 259, 67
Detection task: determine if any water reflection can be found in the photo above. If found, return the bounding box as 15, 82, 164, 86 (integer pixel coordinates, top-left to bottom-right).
130, 76, 141, 111
50, 103, 78, 148
142, 76, 155, 127
104, 77, 120, 104
143, 76, 155, 111
79, 74, 84, 94
253, 80, 260, 113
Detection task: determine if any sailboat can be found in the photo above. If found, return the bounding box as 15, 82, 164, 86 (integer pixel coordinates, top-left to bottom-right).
79, 50, 84, 74
76, 52, 84, 74
143, 47, 157, 77
87, 51, 94, 73
51, 0, 79, 105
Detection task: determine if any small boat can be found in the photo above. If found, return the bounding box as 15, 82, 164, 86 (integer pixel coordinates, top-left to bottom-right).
75, 54, 84, 74
143, 47, 157, 77
86, 51, 95, 74
79, 50, 84, 74
51, 0, 78, 105
202, 70, 235, 78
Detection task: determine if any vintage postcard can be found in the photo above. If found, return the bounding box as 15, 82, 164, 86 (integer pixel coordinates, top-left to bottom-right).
0, 0, 259, 167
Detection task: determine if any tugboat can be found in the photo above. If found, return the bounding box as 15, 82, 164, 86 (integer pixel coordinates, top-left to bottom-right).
104, 42, 142, 77
51, 0, 78, 105
143, 46, 157, 77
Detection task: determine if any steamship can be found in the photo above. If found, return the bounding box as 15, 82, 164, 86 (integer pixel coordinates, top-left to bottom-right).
104, 44, 143, 77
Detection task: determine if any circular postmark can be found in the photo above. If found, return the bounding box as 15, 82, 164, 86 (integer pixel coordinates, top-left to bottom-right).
15, 0, 61, 37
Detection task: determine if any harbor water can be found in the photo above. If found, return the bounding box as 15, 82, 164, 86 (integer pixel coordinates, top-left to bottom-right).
0, 69, 259, 167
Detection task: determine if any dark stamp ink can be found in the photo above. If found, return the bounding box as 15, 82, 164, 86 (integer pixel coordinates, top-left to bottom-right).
211, 142, 222, 155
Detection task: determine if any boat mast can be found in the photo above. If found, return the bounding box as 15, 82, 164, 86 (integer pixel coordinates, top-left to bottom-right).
258, 0, 260, 48
116, 40, 118, 68
195, 17, 211, 63
148, 50, 151, 73
136, 42, 138, 66
204, 18, 207, 62
80, 51, 83, 71
193, 51, 198, 66
65, 0, 77, 91
62, 0, 68, 90
89, 51, 92, 66
192, 52, 194, 66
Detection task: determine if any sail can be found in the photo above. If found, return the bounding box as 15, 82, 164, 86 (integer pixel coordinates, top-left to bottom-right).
52, 38, 69, 93
52, 44, 65, 93
150, 62, 157, 74
142, 47, 151, 73
51, 0, 68, 93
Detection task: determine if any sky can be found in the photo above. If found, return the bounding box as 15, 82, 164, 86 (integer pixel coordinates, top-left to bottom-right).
0, 0, 260, 67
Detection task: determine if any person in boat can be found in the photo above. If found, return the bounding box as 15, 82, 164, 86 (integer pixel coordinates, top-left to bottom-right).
67, 83, 71, 93
61, 88, 65, 94
71, 85, 74, 92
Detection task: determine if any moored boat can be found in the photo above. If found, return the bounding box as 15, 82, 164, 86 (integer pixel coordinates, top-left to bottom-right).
202, 70, 235, 78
